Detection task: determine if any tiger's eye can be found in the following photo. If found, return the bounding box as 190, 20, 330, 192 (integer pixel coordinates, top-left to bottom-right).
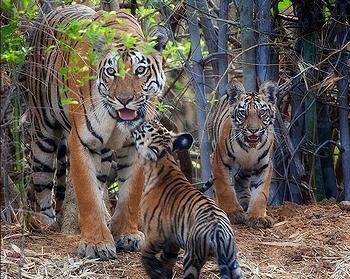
106, 67, 116, 76
135, 66, 147, 75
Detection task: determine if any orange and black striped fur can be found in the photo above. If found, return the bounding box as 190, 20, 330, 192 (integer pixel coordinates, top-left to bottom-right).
210, 81, 278, 228
132, 120, 243, 279
25, 4, 168, 259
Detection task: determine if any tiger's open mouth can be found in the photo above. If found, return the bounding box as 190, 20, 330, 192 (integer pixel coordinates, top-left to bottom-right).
246, 135, 260, 143
117, 108, 138, 121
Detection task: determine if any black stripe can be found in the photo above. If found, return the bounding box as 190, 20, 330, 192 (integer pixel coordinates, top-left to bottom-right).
225, 139, 235, 159
237, 137, 248, 152
97, 174, 107, 183
40, 203, 54, 211
36, 140, 56, 153
257, 144, 271, 163
34, 182, 54, 192
33, 158, 54, 173
82, 101, 104, 144
73, 125, 100, 155
57, 144, 67, 159
56, 162, 67, 178
252, 164, 269, 176
258, 136, 268, 150
251, 181, 263, 189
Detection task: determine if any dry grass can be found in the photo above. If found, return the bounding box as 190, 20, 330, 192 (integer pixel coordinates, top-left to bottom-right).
1, 203, 350, 279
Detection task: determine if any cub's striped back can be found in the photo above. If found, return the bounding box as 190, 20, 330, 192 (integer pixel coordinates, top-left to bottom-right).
132, 120, 243, 279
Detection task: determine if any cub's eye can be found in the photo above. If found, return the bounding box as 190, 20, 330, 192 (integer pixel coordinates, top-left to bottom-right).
259, 109, 268, 116
135, 66, 147, 76
238, 109, 246, 117
106, 67, 116, 76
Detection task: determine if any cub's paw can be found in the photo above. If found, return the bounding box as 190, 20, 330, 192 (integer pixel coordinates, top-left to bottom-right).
227, 211, 246, 224
245, 215, 273, 228
115, 231, 145, 251
78, 240, 116, 260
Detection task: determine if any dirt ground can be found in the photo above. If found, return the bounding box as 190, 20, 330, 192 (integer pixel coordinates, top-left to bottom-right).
1, 202, 350, 279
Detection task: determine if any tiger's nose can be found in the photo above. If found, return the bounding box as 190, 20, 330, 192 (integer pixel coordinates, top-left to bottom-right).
248, 128, 259, 134
117, 96, 133, 105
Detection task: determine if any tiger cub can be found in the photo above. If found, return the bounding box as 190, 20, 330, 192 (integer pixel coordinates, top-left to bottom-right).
210, 81, 278, 228
132, 120, 243, 279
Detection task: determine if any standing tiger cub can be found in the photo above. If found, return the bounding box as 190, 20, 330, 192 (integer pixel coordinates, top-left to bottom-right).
25, 4, 168, 259
210, 81, 278, 228
132, 120, 243, 279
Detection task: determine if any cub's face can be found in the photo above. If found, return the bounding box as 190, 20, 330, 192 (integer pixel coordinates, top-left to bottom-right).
132, 120, 193, 161
228, 81, 278, 145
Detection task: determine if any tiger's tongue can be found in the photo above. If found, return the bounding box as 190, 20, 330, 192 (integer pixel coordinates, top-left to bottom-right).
117, 109, 137, 121
247, 135, 259, 142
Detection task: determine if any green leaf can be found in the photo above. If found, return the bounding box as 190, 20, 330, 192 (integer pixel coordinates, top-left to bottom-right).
155, 99, 166, 113
60, 98, 79, 105
277, 0, 292, 13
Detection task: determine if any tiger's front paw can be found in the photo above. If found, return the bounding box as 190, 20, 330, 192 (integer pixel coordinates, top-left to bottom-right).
245, 215, 273, 228
115, 231, 145, 251
78, 238, 116, 260
227, 210, 246, 224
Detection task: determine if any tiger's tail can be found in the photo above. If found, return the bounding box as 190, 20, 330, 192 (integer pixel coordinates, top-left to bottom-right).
213, 225, 243, 279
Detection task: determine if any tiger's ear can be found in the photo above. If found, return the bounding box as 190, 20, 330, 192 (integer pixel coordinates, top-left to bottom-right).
172, 133, 193, 152
148, 26, 169, 53
227, 81, 245, 104
259, 81, 278, 105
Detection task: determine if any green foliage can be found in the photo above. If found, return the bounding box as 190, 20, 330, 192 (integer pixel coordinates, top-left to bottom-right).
0, 0, 38, 64
60, 98, 79, 105
277, 0, 292, 13
192, 161, 201, 169
109, 181, 119, 193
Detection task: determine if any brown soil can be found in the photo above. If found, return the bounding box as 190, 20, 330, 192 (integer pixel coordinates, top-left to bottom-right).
1, 203, 350, 279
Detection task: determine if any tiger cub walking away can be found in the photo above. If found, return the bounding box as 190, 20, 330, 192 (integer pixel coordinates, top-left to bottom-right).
210, 81, 278, 229
132, 120, 243, 279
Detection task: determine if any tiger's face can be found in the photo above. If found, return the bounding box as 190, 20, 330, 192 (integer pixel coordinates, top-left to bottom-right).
132, 120, 193, 161
229, 81, 278, 146
96, 47, 165, 127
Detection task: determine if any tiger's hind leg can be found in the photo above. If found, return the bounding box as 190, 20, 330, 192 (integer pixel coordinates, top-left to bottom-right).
234, 169, 252, 211
54, 139, 68, 215
159, 243, 180, 278
183, 250, 206, 279
32, 130, 61, 225
142, 242, 173, 279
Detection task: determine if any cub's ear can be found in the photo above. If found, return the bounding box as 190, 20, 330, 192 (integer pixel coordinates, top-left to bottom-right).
148, 26, 169, 52
259, 80, 278, 105
227, 81, 245, 104
172, 133, 193, 152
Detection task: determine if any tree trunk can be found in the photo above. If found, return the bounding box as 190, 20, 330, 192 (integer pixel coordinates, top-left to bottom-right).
197, 0, 218, 69
294, 0, 324, 202
217, 0, 229, 96
256, 0, 271, 83
239, 0, 257, 92
335, 0, 350, 201
186, 0, 212, 195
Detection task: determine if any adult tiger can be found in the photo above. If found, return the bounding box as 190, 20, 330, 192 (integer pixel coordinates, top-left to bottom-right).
210, 81, 278, 228
25, 4, 168, 259
132, 120, 243, 279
